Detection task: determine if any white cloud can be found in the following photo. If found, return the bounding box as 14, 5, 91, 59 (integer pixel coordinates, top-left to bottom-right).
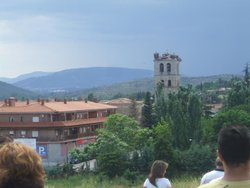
0, 15, 61, 43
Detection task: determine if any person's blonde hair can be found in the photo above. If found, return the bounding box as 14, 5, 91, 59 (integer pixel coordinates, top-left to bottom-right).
0, 143, 45, 188
149, 160, 169, 186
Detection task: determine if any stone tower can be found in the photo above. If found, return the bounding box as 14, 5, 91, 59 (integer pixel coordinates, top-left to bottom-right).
153, 52, 181, 95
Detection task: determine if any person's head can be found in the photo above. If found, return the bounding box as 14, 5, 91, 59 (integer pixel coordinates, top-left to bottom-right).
218, 125, 250, 167
0, 143, 45, 188
149, 160, 168, 186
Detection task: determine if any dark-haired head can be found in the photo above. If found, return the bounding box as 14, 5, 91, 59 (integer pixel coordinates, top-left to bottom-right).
149, 160, 168, 186
218, 125, 250, 166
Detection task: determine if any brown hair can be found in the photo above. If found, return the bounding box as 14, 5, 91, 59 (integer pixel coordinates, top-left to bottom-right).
0, 143, 45, 188
149, 160, 168, 187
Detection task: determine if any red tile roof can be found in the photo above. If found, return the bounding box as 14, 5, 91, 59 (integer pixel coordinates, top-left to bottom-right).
0, 101, 117, 113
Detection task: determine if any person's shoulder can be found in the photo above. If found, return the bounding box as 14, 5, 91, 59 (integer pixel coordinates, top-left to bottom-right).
198, 179, 222, 188
157, 177, 172, 186
158, 177, 171, 182
143, 178, 149, 186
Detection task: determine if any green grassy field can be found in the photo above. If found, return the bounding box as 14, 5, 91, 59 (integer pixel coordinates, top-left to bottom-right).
46, 175, 200, 188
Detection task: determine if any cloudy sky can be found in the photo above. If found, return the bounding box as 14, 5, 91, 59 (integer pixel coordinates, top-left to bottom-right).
0, 0, 249, 78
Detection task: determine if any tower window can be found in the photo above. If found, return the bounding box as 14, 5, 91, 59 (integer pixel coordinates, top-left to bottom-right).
168, 80, 172, 87
159, 63, 164, 73
167, 63, 171, 72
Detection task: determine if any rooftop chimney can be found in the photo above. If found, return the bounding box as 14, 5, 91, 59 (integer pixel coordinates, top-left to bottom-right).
26, 99, 30, 105
8, 97, 16, 107
64, 99, 67, 104
41, 99, 44, 105
4, 99, 7, 106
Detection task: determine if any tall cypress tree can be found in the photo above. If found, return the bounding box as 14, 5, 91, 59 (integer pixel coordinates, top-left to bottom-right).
141, 92, 154, 128
129, 97, 139, 120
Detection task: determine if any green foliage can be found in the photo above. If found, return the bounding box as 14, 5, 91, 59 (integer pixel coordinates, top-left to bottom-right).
123, 169, 138, 185
167, 86, 202, 149
45, 163, 74, 178
87, 93, 98, 102
103, 113, 139, 149
133, 128, 153, 150
128, 97, 139, 120
175, 143, 214, 175
139, 145, 154, 172
152, 121, 174, 163
154, 82, 168, 122
141, 92, 155, 128
244, 63, 250, 87
195, 78, 232, 91
96, 131, 129, 178
213, 107, 250, 135
227, 80, 250, 107
200, 118, 215, 146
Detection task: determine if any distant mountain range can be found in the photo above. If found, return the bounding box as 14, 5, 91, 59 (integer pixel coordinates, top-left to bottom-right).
11, 67, 153, 92
0, 67, 238, 100
0, 71, 52, 84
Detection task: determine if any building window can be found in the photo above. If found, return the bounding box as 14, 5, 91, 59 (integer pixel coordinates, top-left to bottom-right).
159, 63, 164, 73
21, 131, 26, 136
20, 116, 23, 122
32, 131, 38, 137
9, 131, 14, 135
167, 63, 171, 72
168, 80, 172, 87
9, 117, 15, 122
32, 117, 39, 122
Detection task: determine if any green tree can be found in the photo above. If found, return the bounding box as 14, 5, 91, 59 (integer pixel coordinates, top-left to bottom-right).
227, 80, 250, 107
141, 92, 155, 128
213, 107, 250, 136
177, 143, 214, 174
87, 93, 98, 102
95, 131, 128, 178
152, 121, 174, 163
128, 97, 139, 120
166, 86, 202, 149
104, 113, 139, 150
244, 63, 250, 87
154, 81, 168, 122
187, 93, 202, 141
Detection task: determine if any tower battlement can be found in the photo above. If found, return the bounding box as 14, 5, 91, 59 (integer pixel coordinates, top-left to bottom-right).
154, 52, 182, 62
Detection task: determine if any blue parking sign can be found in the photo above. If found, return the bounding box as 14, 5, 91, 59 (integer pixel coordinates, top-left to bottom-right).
36, 145, 47, 158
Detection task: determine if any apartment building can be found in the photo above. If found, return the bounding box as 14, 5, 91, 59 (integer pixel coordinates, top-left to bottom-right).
0, 97, 116, 165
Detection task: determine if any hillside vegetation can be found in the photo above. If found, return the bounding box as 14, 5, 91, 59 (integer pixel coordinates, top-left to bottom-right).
0, 81, 37, 100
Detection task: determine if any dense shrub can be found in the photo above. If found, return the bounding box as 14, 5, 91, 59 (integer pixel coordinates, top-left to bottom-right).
45, 163, 75, 178
174, 143, 214, 175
